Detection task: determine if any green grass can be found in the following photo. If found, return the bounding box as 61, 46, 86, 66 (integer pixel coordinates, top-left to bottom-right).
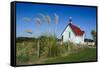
16, 36, 97, 65
44, 48, 97, 64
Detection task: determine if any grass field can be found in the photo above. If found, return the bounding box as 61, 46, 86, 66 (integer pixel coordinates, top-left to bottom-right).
16, 37, 97, 65
44, 48, 97, 64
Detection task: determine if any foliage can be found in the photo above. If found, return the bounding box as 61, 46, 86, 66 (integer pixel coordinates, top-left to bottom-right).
16, 41, 37, 65
16, 37, 37, 42
39, 36, 61, 57
16, 36, 96, 65
91, 30, 96, 42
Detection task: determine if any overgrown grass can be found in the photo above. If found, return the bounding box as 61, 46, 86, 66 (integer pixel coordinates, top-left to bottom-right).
16, 36, 97, 65
39, 36, 62, 57
16, 41, 38, 65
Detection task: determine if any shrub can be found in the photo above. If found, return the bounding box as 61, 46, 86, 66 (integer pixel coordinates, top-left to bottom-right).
16, 42, 37, 64
39, 36, 61, 57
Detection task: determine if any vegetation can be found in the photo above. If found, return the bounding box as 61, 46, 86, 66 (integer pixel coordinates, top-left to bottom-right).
91, 30, 97, 46
16, 36, 97, 65
91, 30, 96, 41
44, 48, 96, 64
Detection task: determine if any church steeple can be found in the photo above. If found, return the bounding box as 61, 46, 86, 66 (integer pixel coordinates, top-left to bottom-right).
69, 17, 72, 23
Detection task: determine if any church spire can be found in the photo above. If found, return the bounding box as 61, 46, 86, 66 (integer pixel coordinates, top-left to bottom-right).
69, 16, 72, 23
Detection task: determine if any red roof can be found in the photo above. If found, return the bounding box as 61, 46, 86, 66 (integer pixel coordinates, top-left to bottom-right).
69, 23, 84, 36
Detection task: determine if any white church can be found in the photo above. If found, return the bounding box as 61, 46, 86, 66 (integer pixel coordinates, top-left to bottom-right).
62, 17, 85, 44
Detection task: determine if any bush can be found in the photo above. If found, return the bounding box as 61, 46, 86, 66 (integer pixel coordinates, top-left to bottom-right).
40, 36, 61, 57
16, 42, 37, 64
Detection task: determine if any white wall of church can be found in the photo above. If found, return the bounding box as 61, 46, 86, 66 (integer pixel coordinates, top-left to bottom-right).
62, 25, 84, 44
62, 26, 76, 43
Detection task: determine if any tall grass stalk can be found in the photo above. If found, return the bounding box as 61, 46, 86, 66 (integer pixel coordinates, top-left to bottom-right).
34, 18, 42, 25
24, 29, 33, 34
39, 13, 46, 22
45, 15, 51, 34
34, 17, 43, 58
54, 13, 59, 37
23, 17, 31, 22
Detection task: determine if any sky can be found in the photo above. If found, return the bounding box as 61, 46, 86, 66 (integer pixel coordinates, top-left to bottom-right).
16, 2, 97, 39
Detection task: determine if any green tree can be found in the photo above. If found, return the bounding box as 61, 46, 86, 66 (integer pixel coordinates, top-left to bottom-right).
91, 30, 96, 46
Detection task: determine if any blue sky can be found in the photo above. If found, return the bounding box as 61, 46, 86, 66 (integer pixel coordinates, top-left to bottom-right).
16, 3, 97, 39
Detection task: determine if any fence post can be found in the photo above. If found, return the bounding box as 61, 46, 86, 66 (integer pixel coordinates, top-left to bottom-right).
37, 40, 40, 58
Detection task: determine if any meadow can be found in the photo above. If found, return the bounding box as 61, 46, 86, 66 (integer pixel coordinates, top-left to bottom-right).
16, 36, 97, 65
